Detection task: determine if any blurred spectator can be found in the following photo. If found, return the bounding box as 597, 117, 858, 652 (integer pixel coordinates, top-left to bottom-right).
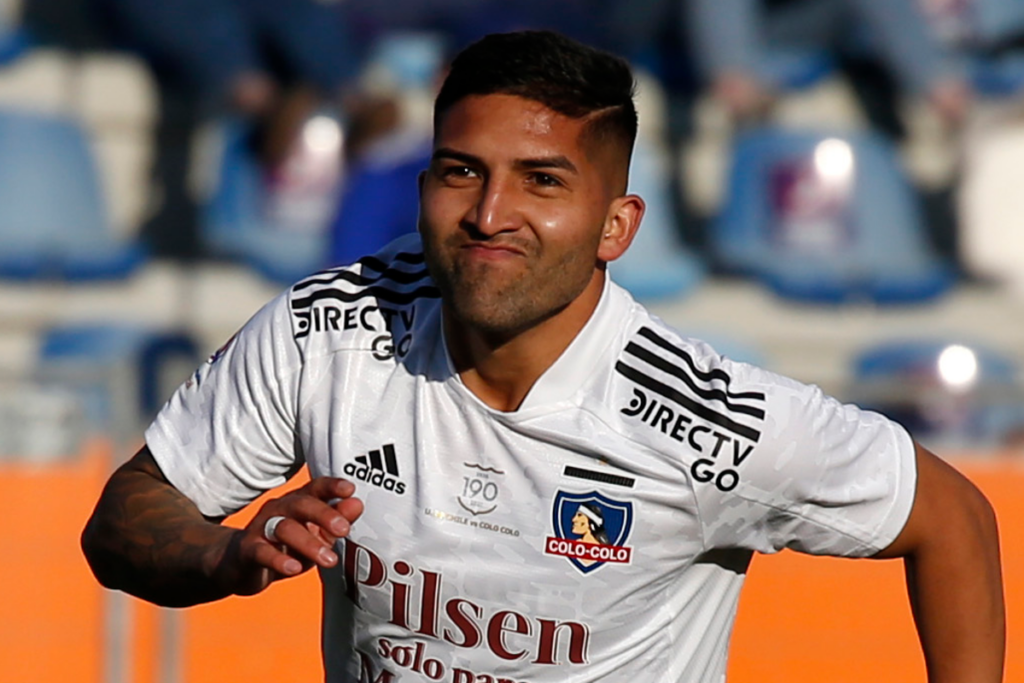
345, 0, 606, 56
85, 0, 390, 261
676, 0, 973, 272
684, 0, 971, 129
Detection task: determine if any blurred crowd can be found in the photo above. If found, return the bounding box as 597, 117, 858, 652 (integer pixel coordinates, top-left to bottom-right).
15, 0, 1014, 269
4, 0, 1024, 452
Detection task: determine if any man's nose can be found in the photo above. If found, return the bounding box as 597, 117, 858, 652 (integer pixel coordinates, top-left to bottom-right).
465, 178, 522, 235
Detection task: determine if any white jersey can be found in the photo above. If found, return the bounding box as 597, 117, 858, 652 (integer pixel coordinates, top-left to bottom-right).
147, 234, 916, 683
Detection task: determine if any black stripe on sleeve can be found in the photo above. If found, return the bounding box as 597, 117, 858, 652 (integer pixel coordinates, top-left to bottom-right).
615, 361, 762, 442
625, 342, 766, 419
291, 283, 440, 311
637, 327, 766, 402
292, 259, 431, 292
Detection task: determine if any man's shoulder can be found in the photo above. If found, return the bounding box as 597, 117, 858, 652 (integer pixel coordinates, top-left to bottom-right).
284, 234, 442, 352
597, 290, 773, 457
605, 290, 768, 400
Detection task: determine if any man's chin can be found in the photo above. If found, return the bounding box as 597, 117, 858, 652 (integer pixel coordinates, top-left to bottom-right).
444, 291, 537, 337
450, 299, 520, 334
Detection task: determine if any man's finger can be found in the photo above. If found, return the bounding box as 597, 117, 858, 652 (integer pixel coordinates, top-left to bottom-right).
306, 476, 357, 501
250, 540, 303, 577
306, 520, 342, 548
281, 494, 352, 539
335, 496, 364, 525
267, 516, 339, 568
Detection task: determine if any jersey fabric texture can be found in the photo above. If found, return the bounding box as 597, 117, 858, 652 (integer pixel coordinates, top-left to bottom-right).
146, 233, 917, 683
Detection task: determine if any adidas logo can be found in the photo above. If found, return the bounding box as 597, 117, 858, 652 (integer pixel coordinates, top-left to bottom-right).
344, 444, 407, 495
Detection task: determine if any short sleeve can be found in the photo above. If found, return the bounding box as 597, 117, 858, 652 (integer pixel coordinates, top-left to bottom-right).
145, 291, 305, 518
694, 364, 918, 558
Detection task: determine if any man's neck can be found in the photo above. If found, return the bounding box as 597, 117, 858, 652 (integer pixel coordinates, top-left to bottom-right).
444, 272, 606, 412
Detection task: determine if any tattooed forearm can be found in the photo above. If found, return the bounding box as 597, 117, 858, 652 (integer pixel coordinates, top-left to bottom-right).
82, 447, 239, 607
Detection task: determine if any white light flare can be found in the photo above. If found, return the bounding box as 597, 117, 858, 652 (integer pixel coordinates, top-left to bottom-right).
813, 138, 855, 185
937, 344, 979, 392
303, 115, 343, 155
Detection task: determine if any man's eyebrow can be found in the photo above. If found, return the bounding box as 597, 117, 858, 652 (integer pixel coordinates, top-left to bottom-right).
515, 155, 578, 175
431, 148, 481, 166
430, 149, 579, 175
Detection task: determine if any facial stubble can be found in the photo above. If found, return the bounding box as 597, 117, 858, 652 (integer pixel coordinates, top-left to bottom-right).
423, 233, 599, 340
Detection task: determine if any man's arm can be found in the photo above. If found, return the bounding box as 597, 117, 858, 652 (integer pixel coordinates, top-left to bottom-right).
873, 442, 1004, 682
81, 446, 363, 608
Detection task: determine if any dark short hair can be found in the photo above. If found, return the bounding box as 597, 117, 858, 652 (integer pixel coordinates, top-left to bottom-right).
434, 30, 638, 164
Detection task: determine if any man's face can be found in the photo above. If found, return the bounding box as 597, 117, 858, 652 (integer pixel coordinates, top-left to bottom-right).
418, 93, 623, 338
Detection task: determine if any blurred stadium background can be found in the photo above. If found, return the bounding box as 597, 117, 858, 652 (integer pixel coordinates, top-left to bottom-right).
0, 0, 1022, 681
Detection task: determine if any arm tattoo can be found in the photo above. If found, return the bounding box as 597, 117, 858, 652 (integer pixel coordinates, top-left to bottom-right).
82, 447, 240, 607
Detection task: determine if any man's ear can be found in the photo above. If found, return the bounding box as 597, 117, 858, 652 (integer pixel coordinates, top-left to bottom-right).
597, 194, 645, 263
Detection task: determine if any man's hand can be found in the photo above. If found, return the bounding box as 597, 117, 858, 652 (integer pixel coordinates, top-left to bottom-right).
712, 71, 773, 122
82, 446, 363, 607
217, 477, 364, 596
927, 78, 973, 129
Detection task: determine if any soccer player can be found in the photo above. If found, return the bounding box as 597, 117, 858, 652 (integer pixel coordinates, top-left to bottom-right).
82, 30, 1003, 682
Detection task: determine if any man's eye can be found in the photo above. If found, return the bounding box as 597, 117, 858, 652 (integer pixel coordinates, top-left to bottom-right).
530, 172, 562, 188
441, 165, 477, 179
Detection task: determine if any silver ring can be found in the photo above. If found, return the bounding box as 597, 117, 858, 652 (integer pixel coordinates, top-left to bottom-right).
263, 515, 287, 543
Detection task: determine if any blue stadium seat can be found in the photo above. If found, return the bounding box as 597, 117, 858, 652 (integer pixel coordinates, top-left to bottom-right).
36, 324, 201, 437
971, 54, 1024, 97
0, 110, 147, 280
611, 138, 704, 301
202, 118, 337, 283
712, 128, 955, 304
0, 22, 30, 65
848, 339, 1024, 447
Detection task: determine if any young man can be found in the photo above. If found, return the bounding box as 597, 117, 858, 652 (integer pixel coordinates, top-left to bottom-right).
82, 31, 1003, 682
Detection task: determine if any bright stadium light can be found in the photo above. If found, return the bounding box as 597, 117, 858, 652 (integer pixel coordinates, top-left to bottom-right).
303, 115, 343, 155
937, 344, 979, 391
813, 138, 854, 184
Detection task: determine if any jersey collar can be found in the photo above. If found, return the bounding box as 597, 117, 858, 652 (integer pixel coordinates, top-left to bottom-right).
442, 275, 631, 413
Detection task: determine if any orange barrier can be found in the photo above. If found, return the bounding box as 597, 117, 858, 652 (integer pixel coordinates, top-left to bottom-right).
1, 450, 1019, 682
0, 443, 324, 683
184, 475, 323, 683
0, 440, 109, 683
